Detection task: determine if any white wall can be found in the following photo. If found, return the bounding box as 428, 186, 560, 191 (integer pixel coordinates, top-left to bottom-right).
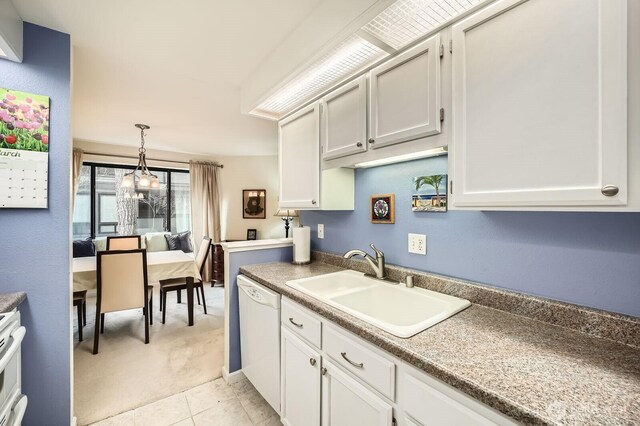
74, 140, 288, 241
217, 155, 289, 240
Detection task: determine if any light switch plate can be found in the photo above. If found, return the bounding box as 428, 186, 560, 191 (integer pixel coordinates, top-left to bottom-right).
408, 233, 426, 255
318, 224, 325, 239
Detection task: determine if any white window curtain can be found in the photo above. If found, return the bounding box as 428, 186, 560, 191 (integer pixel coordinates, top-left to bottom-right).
189, 161, 221, 282
72, 148, 84, 209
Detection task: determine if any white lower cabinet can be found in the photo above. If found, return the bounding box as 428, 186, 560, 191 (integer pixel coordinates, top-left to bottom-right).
401, 365, 517, 426
281, 328, 321, 426
321, 359, 392, 426
278, 298, 518, 426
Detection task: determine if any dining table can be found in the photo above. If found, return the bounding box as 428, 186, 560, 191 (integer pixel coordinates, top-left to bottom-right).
73, 250, 201, 326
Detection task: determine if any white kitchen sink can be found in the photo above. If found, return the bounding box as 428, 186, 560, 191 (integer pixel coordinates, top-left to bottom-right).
286, 270, 471, 338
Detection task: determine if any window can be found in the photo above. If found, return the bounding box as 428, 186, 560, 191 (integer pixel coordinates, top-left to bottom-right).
72, 163, 190, 240
170, 172, 191, 233
72, 165, 91, 240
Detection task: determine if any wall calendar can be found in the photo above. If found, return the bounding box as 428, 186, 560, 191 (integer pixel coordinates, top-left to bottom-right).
0, 88, 49, 208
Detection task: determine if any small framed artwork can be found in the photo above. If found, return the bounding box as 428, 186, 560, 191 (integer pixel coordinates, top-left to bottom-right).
370, 194, 395, 224
243, 189, 266, 219
246, 229, 257, 240
412, 174, 447, 213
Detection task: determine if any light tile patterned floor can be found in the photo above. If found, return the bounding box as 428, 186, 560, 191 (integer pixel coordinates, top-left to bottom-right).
90, 377, 282, 426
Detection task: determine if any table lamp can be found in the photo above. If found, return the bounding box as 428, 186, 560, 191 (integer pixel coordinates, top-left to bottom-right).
274, 209, 299, 238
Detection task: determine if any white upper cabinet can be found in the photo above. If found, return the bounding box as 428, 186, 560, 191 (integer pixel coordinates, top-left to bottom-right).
279, 102, 321, 209
321, 75, 368, 160
450, 0, 628, 209
369, 34, 442, 149
279, 102, 355, 210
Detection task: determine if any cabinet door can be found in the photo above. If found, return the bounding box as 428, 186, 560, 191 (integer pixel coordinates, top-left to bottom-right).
451, 0, 627, 208
279, 102, 320, 209
281, 328, 321, 426
369, 34, 441, 149
321, 75, 368, 160
322, 359, 392, 426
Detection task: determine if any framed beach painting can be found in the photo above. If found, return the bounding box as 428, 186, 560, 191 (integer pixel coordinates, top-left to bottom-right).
412, 174, 447, 212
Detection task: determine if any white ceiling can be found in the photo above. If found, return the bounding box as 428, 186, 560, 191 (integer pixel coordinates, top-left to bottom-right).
11, 0, 327, 156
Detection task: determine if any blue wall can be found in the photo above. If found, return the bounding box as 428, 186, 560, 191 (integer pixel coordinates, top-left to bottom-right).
0, 24, 71, 425
302, 156, 640, 317
228, 248, 292, 372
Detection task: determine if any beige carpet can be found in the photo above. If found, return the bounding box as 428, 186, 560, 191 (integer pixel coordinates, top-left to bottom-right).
73, 284, 225, 426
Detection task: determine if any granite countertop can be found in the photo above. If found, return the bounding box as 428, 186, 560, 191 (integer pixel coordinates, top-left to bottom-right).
0, 292, 26, 312
239, 262, 640, 426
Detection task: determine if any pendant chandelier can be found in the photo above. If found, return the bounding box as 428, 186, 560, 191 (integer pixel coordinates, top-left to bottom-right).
121, 123, 160, 193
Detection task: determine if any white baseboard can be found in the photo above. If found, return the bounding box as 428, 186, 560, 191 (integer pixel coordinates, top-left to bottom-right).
221, 367, 246, 385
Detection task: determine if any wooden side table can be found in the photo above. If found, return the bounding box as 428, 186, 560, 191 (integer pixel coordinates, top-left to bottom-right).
211, 243, 224, 286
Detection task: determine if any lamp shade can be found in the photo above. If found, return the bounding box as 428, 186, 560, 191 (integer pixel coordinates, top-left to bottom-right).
274, 209, 299, 218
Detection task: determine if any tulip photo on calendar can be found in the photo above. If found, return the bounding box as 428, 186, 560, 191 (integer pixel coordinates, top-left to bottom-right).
0, 88, 50, 152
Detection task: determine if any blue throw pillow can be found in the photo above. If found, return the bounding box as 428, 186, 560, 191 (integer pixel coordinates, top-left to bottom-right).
178, 231, 193, 253
165, 231, 194, 253
164, 233, 182, 251
73, 238, 95, 258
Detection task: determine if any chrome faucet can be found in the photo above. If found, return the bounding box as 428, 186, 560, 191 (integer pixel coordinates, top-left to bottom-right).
343, 244, 386, 280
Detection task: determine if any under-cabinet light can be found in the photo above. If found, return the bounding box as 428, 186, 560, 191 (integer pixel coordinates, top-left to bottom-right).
0, 47, 6, 57
353, 147, 447, 168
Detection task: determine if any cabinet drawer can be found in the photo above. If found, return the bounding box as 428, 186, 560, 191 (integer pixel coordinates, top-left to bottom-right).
323, 324, 395, 401
403, 367, 518, 426
281, 298, 322, 349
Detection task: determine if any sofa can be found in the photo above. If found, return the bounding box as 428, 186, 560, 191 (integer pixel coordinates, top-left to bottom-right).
74, 231, 194, 258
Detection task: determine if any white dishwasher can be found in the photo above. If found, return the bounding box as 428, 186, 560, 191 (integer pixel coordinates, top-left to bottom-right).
238, 275, 281, 413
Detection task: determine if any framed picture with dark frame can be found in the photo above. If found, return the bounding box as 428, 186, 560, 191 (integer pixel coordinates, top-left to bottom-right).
246, 229, 257, 240
243, 189, 266, 219
370, 194, 395, 224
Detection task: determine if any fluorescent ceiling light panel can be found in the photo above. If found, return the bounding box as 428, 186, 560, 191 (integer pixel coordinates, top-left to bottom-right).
253, 0, 486, 118
254, 35, 388, 117
354, 147, 447, 168
362, 0, 486, 50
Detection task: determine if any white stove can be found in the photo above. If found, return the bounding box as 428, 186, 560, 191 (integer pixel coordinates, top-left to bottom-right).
0, 311, 27, 426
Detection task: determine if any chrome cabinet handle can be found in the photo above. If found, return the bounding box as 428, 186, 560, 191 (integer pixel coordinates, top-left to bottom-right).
368, 138, 375, 144
341, 352, 364, 368
311, 200, 317, 205
356, 142, 363, 147
601, 185, 619, 196
289, 317, 303, 328
310, 358, 317, 366
321, 367, 327, 375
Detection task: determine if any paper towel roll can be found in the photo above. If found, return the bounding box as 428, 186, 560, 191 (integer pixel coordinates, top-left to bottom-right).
292, 226, 311, 264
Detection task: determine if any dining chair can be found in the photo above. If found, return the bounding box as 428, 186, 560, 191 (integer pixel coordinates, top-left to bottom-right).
73, 290, 87, 342
159, 236, 211, 324
93, 248, 153, 354
106, 235, 142, 250
103, 235, 150, 333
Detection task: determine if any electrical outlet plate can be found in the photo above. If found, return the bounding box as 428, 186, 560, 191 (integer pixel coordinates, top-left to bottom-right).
318, 224, 325, 239
408, 233, 426, 255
